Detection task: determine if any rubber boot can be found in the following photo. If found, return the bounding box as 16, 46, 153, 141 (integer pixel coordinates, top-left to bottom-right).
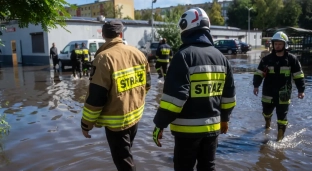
277, 124, 286, 142
265, 118, 271, 129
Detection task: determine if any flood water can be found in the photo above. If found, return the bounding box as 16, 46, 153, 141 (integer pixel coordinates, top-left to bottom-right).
0, 50, 312, 171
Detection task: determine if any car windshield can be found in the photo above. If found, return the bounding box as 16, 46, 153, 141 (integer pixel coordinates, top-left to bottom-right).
150, 43, 159, 49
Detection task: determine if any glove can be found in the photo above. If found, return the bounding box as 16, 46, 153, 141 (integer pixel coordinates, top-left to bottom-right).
221, 122, 228, 134
153, 127, 163, 147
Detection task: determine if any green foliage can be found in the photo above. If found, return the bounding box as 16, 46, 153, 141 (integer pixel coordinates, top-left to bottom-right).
141, 10, 152, 20
123, 16, 133, 20
157, 5, 185, 52
276, 0, 302, 27
0, 0, 73, 31
102, 2, 123, 18
208, 0, 224, 26
299, 0, 312, 29
226, 0, 254, 29
134, 11, 142, 20
0, 114, 10, 138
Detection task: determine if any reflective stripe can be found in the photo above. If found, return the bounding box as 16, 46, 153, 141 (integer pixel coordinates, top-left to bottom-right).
160, 48, 170, 55
268, 66, 275, 73
157, 59, 169, 62
263, 113, 273, 118
82, 107, 102, 122
279, 99, 290, 104
280, 66, 291, 76
171, 116, 220, 126
112, 65, 145, 79
221, 101, 236, 109
156, 68, 161, 71
221, 96, 236, 103
170, 123, 220, 133
82, 49, 89, 54
159, 100, 183, 113
170, 56, 173, 59
280, 66, 290, 70
161, 94, 186, 107
75, 50, 83, 54
191, 81, 224, 97
190, 73, 226, 81
262, 95, 273, 103
189, 65, 227, 74
96, 104, 144, 128
277, 120, 288, 125
293, 71, 304, 79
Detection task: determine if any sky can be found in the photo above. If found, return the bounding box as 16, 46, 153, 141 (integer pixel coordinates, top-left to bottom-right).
65, 0, 214, 10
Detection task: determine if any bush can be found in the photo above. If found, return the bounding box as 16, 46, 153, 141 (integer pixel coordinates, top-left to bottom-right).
0, 114, 10, 137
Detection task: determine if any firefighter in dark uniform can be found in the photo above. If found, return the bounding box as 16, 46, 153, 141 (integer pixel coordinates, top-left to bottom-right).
152, 8, 236, 171
81, 43, 91, 76
155, 38, 173, 79
253, 31, 305, 141
70, 43, 83, 78
80, 20, 151, 171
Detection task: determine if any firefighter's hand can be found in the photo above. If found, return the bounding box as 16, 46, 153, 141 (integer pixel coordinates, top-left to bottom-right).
298, 93, 305, 99
253, 88, 259, 96
82, 129, 91, 138
221, 122, 229, 134
153, 127, 163, 147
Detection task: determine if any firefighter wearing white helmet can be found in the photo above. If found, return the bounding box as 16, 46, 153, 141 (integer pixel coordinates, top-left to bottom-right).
153, 7, 236, 171
253, 31, 305, 142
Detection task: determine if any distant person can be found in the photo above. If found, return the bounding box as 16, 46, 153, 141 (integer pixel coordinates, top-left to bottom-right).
253, 31, 305, 141
81, 43, 91, 76
50, 43, 58, 72
70, 43, 83, 78
155, 38, 173, 79
80, 20, 151, 171
152, 7, 236, 171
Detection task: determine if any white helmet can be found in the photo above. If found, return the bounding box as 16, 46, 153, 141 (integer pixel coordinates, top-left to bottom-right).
177, 7, 210, 33
271, 31, 289, 49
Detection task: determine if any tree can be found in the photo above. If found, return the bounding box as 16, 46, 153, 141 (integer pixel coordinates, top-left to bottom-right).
276, 0, 301, 27
299, 0, 312, 30
115, 5, 123, 18
157, 5, 185, 52
202, 3, 211, 15
154, 12, 163, 21
208, 0, 224, 26
0, 0, 72, 31
102, 1, 123, 18
135, 11, 142, 20
227, 0, 254, 29
141, 10, 152, 20
123, 16, 133, 20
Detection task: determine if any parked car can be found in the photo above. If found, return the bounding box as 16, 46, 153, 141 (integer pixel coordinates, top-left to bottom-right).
213, 39, 241, 55
239, 42, 252, 53
58, 39, 127, 70
140, 42, 160, 62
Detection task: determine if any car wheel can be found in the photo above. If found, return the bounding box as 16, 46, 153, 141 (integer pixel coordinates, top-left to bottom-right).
59, 60, 65, 70
227, 49, 233, 55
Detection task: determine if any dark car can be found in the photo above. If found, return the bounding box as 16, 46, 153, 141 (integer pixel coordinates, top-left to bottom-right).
213, 39, 241, 55
239, 42, 252, 53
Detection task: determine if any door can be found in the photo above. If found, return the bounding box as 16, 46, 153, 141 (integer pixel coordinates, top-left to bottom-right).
16, 40, 22, 64
11, 40, 17, 66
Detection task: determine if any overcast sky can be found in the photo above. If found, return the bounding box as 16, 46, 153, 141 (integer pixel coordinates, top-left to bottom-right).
65, 0, 215, 10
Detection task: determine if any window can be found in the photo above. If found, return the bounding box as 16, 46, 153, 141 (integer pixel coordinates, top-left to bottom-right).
30, 32, 44, 53
98, 42, 104, 48
89, 43, 97, 53
254, 35, 256, 39
62, 45, 70, 54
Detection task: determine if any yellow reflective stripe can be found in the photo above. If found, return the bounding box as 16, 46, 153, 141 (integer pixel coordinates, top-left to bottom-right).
170, 123, 220, 133
262, 95, 273, 103
190, 73, 226, 81
254, 72, 263, 77
97, 104, 144, 128
293, 71, 304, 79
82, 49, 89, 54
277, 120, 288, 125
84, 57, 89, 61
279, 99, 290, 104
170, 56, 173, 59
161, 94, 186, 107
268, 66, 275, 73
75, 50, 83, 54
221, 96, 236, 103
280, 67, 290, 76
157, 59, 169, 62
159, 100, 182, 113
221, 101, 236, 109
161, 48, 170, 55
263, 113, 273, 118
191, 81, 224, 97
112, 65, 146, 79
82, 107, 102, 122
189, 65, 227, 74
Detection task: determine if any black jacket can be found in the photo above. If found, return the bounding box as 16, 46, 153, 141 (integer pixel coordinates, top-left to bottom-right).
253, 52, 305, 103
153, 42, 236, 138
70, 48, 83, 62
156, 43, 173, 62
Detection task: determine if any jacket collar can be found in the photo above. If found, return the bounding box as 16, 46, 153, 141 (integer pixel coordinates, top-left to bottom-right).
95, 37, 123, 57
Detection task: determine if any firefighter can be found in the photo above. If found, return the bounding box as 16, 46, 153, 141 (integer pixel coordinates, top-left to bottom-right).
70, 43, 83, 78
80, 20, 151, 171
155, 38, 173, 79
152, 8, 236, 171
253, 31, 305, 141
81, 43, 91, 76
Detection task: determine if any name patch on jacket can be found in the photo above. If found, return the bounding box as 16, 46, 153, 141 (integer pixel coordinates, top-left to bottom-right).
191, 81, 224, 97
113, 65, 146, 92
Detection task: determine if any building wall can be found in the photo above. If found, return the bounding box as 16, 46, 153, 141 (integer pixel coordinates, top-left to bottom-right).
114, 0, 134, 19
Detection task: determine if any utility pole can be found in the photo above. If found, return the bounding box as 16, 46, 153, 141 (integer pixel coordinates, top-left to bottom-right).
246, 7, 253, 45
151, 0, 157, 42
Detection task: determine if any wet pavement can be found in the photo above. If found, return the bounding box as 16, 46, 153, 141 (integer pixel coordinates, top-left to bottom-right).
0, 50, 312, 170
